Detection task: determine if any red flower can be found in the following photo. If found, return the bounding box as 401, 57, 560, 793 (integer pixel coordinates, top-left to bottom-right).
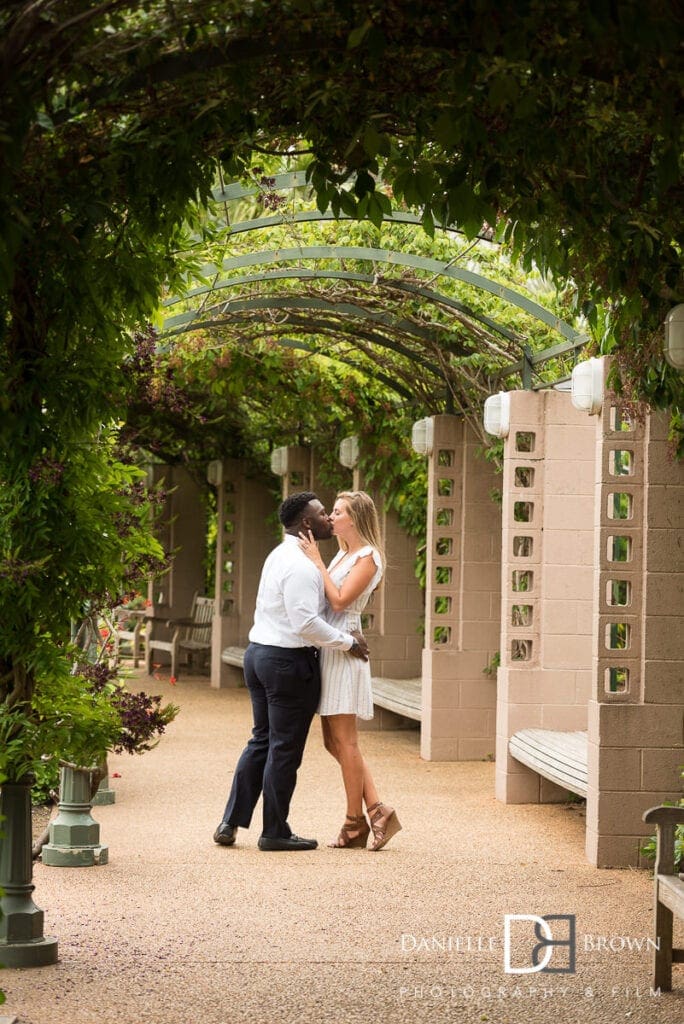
169, 676, 177, 685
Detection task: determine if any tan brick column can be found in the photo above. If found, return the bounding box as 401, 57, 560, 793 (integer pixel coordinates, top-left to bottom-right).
145, 465, 208, 665
421, 415, 501, 760
272, 445, 311, 496
338, 446, 424, 726
209, 460, 278, 688
495, 390, 596, 802
586, 406, 684, 866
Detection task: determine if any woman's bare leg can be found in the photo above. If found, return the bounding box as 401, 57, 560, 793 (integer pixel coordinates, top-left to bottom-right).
322, 715, 380, 813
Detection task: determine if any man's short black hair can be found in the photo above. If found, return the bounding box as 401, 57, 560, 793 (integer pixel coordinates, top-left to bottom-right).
278, 491, 318, 528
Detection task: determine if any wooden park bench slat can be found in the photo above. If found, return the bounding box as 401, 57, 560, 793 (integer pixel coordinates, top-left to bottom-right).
146, 594, 213, 679
371, 676, 422, 721
113, 607, 146, 668
643, 805, 684, 991
221, 645, 246, 668
509, 728, 588, 797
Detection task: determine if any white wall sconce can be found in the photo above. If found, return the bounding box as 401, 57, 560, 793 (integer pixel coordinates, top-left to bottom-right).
483, 391, 511, 437
206, 460, 223, 486
571, 357, 604, 415
270, 446, 289, 476
664, 304, 684, 370
339, 435, 360, 468
411, 416, 434, 455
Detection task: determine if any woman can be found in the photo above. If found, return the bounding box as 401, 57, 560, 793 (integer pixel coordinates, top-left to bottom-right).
299, 490, 401, 851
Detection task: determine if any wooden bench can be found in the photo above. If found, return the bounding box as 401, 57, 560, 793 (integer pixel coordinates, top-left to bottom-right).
371, 676, 422, 722
221, 645, 246, 668
643, 805, 684, 991
113, 607, 146, 668
220, 648, 422, 723
146, 594, 213, 679
509, 728, 588, 798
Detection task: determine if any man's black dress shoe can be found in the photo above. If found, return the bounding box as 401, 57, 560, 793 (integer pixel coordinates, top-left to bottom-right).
213, 822, 238, 846
258, 834, 318, 851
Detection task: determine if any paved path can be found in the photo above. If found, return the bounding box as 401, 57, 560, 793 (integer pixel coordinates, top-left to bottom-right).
2, 671, 682, 1023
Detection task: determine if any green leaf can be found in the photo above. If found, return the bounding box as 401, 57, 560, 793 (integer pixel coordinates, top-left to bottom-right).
353, 170, 375, 198
421, 207, 435, 238
36, 111, 54, 131
348, 20, 372, 49
339, 190, 358, 217
366, 193, 384, 229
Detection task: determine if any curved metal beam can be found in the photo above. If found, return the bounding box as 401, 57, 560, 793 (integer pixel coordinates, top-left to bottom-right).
166, 293, 456, 353
170, 246, 582, 343
276, 337, 416, 400
212, 172, 481, 240
163, 267, 522, 346
227, 208, 462, 238
213, 170, 310, 203
165, 300, 447, 378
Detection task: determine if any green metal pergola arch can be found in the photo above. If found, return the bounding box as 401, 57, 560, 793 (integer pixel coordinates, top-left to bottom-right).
166, 294, 457, 361
164, 268, 523, 347
276, 336, 417, 400
169, 299, 448, 379
161, 173, 588, 395
212, 171, 477, 241
165, 246, 583, 345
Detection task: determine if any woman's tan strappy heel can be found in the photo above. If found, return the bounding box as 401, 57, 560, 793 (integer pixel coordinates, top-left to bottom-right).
367, 801, 402, 851
327, 814, 370, 849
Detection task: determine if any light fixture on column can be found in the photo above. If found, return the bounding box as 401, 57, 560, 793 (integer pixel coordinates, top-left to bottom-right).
483, 391, 511, 437
411, 416, 434, 455
571, 356, 604, 415
206, 460, 223, 486
270, 446, 288, 476
664, 304, 684, 370
339, 435, 360, 468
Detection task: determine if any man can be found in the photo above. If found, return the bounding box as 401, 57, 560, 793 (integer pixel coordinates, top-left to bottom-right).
213, 491, 369, 851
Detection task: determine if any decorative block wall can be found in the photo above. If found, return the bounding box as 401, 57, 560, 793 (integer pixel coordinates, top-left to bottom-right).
586, 405, 684, 866
494, 383, 683, 868
349, 475, 424, 686
421, 415, 502, 760
495, 391, 596, 802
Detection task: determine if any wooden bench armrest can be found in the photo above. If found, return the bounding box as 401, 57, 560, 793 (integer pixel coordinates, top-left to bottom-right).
164, 616, 197, 628
644, 805, 684, 877
643, 805, 684, 827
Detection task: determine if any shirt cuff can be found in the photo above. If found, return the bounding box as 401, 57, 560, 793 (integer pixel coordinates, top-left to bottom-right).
343, 634, 355, 650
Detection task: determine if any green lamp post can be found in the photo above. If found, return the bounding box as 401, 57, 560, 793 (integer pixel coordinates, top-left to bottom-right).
41, 766, 108, 868
0, 777, 58, 967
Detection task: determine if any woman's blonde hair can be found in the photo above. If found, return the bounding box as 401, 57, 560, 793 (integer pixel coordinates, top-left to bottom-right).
335, 490, 386, 572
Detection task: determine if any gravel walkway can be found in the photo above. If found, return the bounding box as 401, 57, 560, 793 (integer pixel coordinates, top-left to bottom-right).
1, 671, 682, 1024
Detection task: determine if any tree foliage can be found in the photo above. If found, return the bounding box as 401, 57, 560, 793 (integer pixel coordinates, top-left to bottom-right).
2, 2, 682, 390
0, 1, 681, 775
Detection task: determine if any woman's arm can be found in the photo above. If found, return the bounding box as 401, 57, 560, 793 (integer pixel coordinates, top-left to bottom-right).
298, 531, 377, 611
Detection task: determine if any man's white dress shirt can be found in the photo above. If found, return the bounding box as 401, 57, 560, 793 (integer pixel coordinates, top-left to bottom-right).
249, 535, 355, 650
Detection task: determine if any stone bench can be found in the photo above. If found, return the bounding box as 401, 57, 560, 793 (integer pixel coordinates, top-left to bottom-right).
508, 728, 588, 798
643, 805, 684, 991
221, 647, 422, 722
